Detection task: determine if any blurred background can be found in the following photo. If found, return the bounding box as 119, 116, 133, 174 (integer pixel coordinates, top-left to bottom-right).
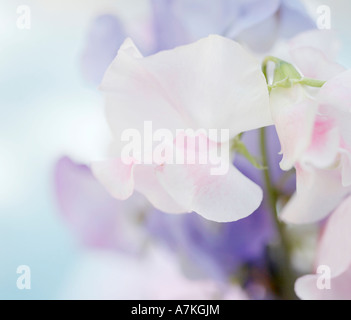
0, 0, 350, 299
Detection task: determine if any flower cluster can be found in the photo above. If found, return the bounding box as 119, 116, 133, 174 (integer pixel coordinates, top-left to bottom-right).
54, 0, 351, 300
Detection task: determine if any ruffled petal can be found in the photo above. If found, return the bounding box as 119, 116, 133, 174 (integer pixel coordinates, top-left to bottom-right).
133, 164, 187, 214
317, 196, 351, 277
91, 158, 135, 200
280, 164, 351, 224
295, 267, 351, 300
101, 36, 272, 142
290, 47, 345, 81
156, 162, 263, 222
270, 85, 318, 171
288, 30, 341, 61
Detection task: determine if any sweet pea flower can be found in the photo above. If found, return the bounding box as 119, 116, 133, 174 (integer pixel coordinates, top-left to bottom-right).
91, 35, 272, 222
279, 70, 351, 223
267, 31, 351, 223
146, 127, 289, 282
54, 159, 251, 299
55, 156, 276, 297
147, 206, 274, 282
153, 0, 314, 52
295, 196, 351, 300
81, 15, 127, 85
55, 157, 149, 252
54, 158, 253, 298
81, 0, 314, 84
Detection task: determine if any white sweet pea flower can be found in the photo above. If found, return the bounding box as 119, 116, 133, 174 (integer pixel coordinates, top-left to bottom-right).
265, 31, 351, 224
280, 69, 351, 224
92, 35, 272, 222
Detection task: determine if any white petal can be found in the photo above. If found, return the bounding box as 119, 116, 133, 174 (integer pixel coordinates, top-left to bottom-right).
317, 196, 351, 277
289, 30, 341, 61
100, 38, 186, 147
280, 165, 351, 224
91, 158, 135, 200
290, 47, 345, 81
295, 267, 351, 300
156, 162, 263, 222
133, 164, 187, 214
270, 85, 317, 171
101, 36, 271, 142
143, 35, 272, 136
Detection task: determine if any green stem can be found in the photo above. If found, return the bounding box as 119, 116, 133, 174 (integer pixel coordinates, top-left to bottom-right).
260, 127, 296, 299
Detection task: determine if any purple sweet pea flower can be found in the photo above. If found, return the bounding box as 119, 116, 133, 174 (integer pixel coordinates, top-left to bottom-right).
279, 0, 316, 38
54, 155, 278, 285
80, 0, 315, 84
54, 157, 148, 253
150, 0, 315, 51
146, 206, 274, 282
80, 14, 127, 85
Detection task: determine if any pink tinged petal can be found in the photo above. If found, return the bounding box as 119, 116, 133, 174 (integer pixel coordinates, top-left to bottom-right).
301, 115, 340, 169
318, 69, 351, 115
133, 164, 187, 214
91, 158, 135, 200
101, 36, 271, 141
317, 196, 351, 277
289, 30, 341, 61
91, 158, 187, 213
116, 37, 143, 58
55, 157, 147, 251
318, 70, 351, 151
156, 162, 263, 222
270, 85, 317, 171
340, 150, 351, 187
280, 165, 351, 224
100, 38, 186, 147
290, 47, 345, 81
55, 157, 120, 248
295, 267, 351, 300
142, 35, 272, 136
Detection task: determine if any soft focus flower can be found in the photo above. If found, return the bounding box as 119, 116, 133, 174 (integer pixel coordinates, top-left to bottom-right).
55, 157, 148, 252
63, 1, 329, 300
146, 126, 288, 282
154, 0, 314, 52
92, 35, 272, 222
60, 245, 248, 300
81, 15, 127, 85
55, 156, 277, 298
54, 157, 252, 299
81, 0, 314, 84
147, 207, 274, 282
295, 196, 351, 300
268, 31, 351, 223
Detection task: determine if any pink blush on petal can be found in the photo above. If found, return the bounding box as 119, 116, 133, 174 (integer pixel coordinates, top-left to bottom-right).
309, 115, 337, 151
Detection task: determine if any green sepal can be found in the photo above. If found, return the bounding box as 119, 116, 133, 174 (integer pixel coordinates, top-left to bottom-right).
231, 136, 266, 170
